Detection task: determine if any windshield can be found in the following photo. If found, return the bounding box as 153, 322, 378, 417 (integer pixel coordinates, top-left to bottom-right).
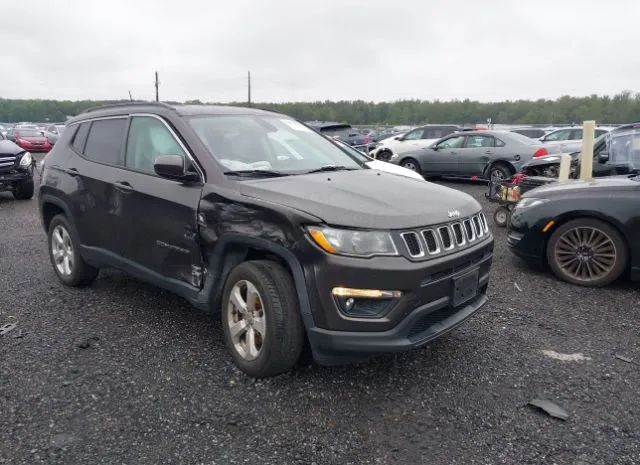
15, 129, 41, 137
189, 115, 364, 174
604, 129, 640, 169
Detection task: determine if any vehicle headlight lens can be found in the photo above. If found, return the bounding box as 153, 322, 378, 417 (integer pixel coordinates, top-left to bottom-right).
307, 226, 398, 256
515, 198, 549, 209
19, 152, 32, 168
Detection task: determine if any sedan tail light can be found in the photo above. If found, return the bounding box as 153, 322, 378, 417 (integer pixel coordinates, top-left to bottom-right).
533, 147, 549, 158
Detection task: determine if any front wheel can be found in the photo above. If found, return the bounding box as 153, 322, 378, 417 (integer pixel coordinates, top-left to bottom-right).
221, 260, 304, 378
546, 219, 627, 287
377, 150, 393, 162
12, 178, 34, 200
401, 158, 420, 172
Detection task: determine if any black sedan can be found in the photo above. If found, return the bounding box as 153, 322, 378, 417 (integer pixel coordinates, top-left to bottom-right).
507, 175, 640, 287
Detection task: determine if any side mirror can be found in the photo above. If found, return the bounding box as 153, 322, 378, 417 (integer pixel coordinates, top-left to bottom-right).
394, 136, 402, 141
432, 145, 439, 151
153, 155, 198, 181
597, 151, 609, 164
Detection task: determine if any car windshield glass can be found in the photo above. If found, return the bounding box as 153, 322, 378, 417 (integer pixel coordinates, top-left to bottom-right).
605, 129, 640, 170
15, 129, 41, 137
189, 115, 365, 174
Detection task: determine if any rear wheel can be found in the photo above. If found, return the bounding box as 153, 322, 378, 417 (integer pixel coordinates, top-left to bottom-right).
48, 215, 99, 286
12, 178, 34, 200
546, 218, 627, 287
488, 163, 513, 182
221, 260, 304, 377
401, 158, 420, 172
377, 150, 393, 162
493, 206, 510, 228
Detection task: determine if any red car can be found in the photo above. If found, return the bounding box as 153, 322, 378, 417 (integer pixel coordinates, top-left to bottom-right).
9, 128, 53, 153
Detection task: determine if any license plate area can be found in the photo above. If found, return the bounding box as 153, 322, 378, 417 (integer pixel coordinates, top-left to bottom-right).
452, 269, 479, 307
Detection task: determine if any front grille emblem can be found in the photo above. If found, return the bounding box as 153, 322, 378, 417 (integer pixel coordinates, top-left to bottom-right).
447, 210, 460, 218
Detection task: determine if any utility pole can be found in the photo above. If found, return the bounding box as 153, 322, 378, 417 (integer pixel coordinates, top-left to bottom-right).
154, 71, 160, 102
247, 70, 251, 107
128, 90, 133, 102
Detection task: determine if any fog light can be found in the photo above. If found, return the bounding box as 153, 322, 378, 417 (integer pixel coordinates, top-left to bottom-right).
331, 287, 402, 299
332, 287, 402, 318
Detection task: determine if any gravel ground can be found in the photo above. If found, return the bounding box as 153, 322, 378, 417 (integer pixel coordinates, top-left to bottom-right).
1, 173, 639, 465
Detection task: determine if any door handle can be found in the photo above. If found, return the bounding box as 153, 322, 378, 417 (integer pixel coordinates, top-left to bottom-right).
114, 181, 134, 192
64, 167, 80, 177
484, 150, 494, 154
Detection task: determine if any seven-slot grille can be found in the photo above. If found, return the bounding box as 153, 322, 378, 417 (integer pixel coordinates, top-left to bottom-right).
0, 156, 17, 171
401, 213, 489, 259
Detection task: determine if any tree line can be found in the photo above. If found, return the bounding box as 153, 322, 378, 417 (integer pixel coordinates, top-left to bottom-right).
1, 91, 639, 125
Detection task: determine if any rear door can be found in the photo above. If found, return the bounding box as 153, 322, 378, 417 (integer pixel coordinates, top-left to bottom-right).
69, 117, 129, 253
421, 135, 465, 175
114, 115, 204, 286
457, 134, 496, 175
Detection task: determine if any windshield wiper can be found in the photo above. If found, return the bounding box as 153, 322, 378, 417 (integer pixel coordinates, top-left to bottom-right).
224, 169, 291, 178
305, 165, 357, 174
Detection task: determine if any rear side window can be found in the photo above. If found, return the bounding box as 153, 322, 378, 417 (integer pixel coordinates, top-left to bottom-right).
84, 118, 127, 165
72, 123, 90, 153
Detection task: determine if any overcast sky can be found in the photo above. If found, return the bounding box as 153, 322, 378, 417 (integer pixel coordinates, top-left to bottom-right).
2, 0, 639, 103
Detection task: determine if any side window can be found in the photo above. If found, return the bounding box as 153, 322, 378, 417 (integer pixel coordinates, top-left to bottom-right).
495, 138, 506, 147
436, 136, 465, 149
544, 129, 570, 142
465, 135, 495, 148
125, 116, 185, 174
571, 129, 583, 140
84, 118, 127, 165
404, 129, 423, 141
595, 129, 607, 138
71, 123, 91, 153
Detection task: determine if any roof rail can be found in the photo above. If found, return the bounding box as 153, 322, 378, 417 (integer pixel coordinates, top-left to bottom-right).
83, 101, 177, 114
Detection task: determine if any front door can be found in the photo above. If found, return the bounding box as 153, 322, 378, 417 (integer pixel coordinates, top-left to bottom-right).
115, 115, 204, 286
422, 135, 466, 175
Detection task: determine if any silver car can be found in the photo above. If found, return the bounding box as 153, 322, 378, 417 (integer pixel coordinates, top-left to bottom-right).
389, 130, 548, 181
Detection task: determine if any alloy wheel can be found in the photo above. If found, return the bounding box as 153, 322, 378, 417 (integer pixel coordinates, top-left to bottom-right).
402, 161, 418, 172
490, 168, 506, 181
51, 225, 74, 276
226, 280, 266, 361
554, 226, 617, 282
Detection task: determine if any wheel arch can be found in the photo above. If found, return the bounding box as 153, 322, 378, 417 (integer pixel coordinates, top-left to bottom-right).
483, 159, 516, 179
39, 194, 73, 232
198, 235, 315, 331
399, 155, 422, 172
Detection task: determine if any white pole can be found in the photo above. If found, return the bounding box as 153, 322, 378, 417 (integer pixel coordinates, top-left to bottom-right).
579, 120, 595, 180
558, 154, 572, 181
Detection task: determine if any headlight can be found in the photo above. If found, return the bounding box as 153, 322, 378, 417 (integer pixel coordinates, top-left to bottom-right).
515, 198, 549, 209
307, 226, 398, 257
19, 152, 32, 168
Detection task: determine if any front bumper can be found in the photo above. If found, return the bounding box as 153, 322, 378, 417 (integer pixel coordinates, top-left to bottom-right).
299, 235, 493, 363
0, 169, 33, 191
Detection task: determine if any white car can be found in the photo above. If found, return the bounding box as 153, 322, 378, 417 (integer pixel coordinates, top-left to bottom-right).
540, 126, 615, 154
334, 139, 424, 181
370, 125, 461, 161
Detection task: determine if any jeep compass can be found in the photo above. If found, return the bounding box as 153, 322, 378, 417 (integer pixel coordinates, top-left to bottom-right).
39, 103, 493, 377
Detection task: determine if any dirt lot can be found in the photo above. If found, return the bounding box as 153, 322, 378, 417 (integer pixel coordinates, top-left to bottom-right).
1, 175, 639, 465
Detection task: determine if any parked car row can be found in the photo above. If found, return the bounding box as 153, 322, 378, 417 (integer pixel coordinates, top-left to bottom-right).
1, 122, 65, 151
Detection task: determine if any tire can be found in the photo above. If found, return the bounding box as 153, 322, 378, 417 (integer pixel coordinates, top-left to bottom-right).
493, 206, 510, 228
47, 214, 99, 287
488, 163, 514, 182
12, 178, 34, 200
546, 218, 627, 287
221, 260, 304, 378
377, 150, 393, 162
401, 158, 420, 172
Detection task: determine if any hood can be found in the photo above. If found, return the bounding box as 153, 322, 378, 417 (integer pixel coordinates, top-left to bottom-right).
366, 160, 425, 180
0, 139, 24, 156
238, 169, 481, 229
524, 176, 640, 198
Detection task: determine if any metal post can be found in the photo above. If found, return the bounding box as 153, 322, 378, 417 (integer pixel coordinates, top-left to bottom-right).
558, 154, 572, 181
248, 70, 251, 107
579, 120, 595, 180
155, 71, 160, 102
